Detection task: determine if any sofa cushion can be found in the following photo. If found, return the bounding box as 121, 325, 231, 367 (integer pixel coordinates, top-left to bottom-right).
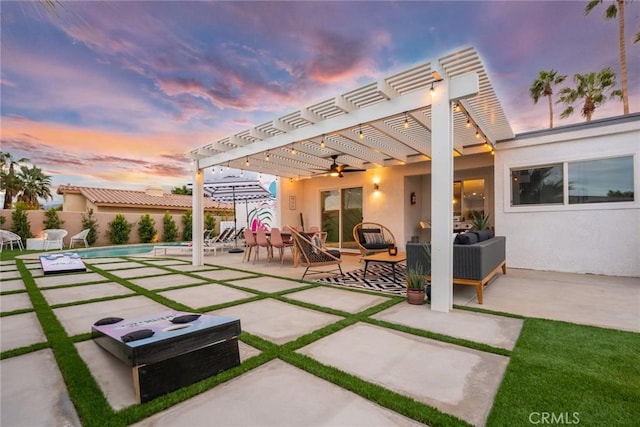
454, 232, 478, 245
472, 229, 495, 242
357, 228, 381, 244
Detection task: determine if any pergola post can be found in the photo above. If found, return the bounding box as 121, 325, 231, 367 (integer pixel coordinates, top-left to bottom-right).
430, 76, 454, 312
430, 71, 479, 312
192, 161, 204, 266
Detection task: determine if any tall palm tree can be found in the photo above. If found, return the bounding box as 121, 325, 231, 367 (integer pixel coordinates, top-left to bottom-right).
0, 152, 29, 209
557, 67, 622, 122
585, 0, 630, 114
530, 70, 567, 128
16, 165, 53, 209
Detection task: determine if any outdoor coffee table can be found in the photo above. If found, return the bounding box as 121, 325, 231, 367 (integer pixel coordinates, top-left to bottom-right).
91, 310, 241, 403
362, 251, 407, 284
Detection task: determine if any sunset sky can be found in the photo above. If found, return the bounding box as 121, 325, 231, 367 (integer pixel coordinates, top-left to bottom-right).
1, 1, 638, 205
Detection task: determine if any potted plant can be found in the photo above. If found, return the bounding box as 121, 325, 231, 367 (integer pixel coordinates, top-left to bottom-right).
406, 266, 427, 304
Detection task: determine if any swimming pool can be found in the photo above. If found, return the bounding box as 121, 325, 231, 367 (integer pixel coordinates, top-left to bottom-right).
71, 243, 186, 258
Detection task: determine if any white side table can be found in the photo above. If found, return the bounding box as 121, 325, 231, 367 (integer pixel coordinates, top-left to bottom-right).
26, 238, 45, 250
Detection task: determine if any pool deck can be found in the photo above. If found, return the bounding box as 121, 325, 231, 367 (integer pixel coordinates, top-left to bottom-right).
1, 248, 638, 426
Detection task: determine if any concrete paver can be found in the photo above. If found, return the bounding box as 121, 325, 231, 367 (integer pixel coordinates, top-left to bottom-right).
212, 298, 342, 344
132, 359, 424, 427
165, 264, 218, 272
41, 282, 135, 306
298, 322, 509, 426
0, 278, 24, 292
0, 312, 46, 351
0, 292, 32, 312
128, 274, 207, 291
35, 272, 106, 288
108, 267, 170, 279
92, 261, 148, 270
192, 269, 258, 281
227, 275, 304, 292
159, 283, 256, 309
373, 303, 523, 350
0, 349, 81, 427
0, 270, 21, 279
286, 286, 391, 313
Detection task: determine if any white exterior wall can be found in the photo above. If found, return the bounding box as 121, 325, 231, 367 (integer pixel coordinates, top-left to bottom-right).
494, 116, 640, 277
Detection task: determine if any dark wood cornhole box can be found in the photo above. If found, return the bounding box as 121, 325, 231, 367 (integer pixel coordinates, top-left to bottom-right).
91, 311, 241, 403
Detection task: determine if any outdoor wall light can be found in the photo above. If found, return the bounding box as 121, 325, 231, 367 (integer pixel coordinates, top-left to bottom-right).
373, 183, 379, 191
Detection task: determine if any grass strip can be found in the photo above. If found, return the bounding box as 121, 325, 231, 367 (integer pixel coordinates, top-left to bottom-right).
488, 318, 640, 426
16, 260, 115, 426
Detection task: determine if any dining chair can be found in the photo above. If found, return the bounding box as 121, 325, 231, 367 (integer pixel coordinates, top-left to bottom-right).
243, 228, 258, 262
254, 228, 272, 263
269, 227, 294, 264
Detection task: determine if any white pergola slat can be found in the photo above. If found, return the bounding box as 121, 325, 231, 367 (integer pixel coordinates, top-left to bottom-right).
187, 46, 513, 178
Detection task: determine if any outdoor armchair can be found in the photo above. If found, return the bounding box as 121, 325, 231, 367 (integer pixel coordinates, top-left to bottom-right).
43, 229, 68, 251
69, 229, 91, 248
288, 226, 343, 281
0, 230, 24, 251
352, 222, 396, 258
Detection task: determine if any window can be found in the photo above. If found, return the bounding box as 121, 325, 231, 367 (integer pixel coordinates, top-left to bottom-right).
511, 165, 563, 205
569, 156, 634, 204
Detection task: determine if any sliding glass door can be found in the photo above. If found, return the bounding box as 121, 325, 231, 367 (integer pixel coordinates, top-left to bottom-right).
320, 187, 362, 250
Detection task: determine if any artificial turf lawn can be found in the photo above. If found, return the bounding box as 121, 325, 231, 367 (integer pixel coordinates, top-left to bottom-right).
2, 249, 639, 427
487, 318, 640, 427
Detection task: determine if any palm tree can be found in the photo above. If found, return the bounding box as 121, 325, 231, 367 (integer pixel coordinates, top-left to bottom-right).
0, 152, 29, 209
16, 165, 53, 209
585, 0, 630, 114
557, 67, 622, 122
530, 70, 567, 128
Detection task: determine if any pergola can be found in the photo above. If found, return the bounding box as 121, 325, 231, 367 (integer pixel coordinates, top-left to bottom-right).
187, 46, 514, 312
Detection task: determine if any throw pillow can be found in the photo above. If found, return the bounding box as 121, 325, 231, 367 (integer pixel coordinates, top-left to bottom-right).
363, 232, 384, 245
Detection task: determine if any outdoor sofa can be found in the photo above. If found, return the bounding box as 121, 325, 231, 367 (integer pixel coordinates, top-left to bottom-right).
406, 230, 506, 304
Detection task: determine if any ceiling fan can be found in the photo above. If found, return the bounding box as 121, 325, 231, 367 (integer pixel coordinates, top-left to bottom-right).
313, 155, 365, 178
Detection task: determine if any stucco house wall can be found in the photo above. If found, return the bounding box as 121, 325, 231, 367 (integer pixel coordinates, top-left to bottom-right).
494, 115, 640, 277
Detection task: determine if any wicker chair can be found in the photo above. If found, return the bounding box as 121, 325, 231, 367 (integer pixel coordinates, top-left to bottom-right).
288, 226, 343, 281
352, 222, 396, 258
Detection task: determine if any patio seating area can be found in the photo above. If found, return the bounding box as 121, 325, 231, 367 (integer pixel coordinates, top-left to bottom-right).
1, 249, 638, 426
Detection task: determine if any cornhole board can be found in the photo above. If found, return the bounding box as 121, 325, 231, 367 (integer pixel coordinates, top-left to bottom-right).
91, 310, 241, 403
39, 252, 87, 275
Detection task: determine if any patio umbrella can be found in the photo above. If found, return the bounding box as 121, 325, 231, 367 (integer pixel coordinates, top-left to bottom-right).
203, 176, 274, 253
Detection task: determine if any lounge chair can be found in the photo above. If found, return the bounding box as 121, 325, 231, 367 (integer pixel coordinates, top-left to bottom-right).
69, 229, 90, 248
0, 230, 24, 251
43, 229, 68, 251
352, 222, 396, 258
288, 226, 343, 281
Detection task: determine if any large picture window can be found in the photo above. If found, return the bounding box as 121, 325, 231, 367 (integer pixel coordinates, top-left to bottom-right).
568, 156, 634, 204
511, 165, 563, 205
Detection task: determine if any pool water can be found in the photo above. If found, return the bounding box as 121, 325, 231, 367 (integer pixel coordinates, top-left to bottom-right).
71, 243, 186, 258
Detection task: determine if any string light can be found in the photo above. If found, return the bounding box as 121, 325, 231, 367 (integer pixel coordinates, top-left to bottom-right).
475, 130, 480, 139
226, 163, 230, 170
466, 119, 471, 128
291, 145, 296, 155
359, 125, 364, 139
320, 135, 325, 148
265, 152, 270, 161
240, 169, 244, 177
455, 103, 461, 112
245, 157, 250, 166
430, 83, 435, 94
403, 112, 409, 129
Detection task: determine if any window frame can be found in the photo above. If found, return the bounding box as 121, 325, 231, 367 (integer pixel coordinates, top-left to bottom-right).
504, 153, 637, 213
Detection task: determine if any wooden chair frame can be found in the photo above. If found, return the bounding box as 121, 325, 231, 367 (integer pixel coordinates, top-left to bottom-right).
288, 226, 343, 282
352, 222, 396, 258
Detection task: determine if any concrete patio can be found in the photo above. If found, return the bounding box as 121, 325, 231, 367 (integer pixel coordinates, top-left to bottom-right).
1, 249, 638, 426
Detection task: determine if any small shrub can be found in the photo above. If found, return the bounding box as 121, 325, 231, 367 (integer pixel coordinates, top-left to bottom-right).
204, 212, 217, 237
108, 214, 132, 244
81, 208, 99, 245
182, 209, 192, 241
0, 216, 5, 227
138, 213, 156, 243
43, 207, 65, 229
162, 211, 178, 242
11, 201, 32, 242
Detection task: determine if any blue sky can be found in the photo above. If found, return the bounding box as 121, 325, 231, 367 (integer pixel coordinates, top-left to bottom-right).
1, 1, 638, 204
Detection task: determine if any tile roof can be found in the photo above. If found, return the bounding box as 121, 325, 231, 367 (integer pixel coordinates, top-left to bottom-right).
57, 185, 231, 211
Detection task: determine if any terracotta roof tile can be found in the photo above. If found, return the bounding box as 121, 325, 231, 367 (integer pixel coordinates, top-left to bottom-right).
57, 185, 231, 211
